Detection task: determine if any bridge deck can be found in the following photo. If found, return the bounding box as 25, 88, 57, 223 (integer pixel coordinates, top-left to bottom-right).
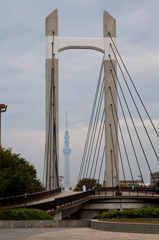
5, 191, 82, 209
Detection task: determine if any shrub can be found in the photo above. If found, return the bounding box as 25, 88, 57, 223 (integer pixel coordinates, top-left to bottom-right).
92, 205, 159, 219
0, 208, 53, 220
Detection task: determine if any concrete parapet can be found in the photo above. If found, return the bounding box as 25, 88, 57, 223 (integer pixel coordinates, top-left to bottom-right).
91, 219, 159, 234
0, 220, 90, 228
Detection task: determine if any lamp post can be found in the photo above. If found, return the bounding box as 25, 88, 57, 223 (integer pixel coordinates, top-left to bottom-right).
59, 176, 64, 188
0, 104, 7, 194
51, 175, 64, 189
138, 175, 142, 186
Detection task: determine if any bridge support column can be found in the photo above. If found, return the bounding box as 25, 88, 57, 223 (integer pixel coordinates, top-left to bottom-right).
103, 11, 119, 187
45, 9, 59, 190
54, 211, 62, 220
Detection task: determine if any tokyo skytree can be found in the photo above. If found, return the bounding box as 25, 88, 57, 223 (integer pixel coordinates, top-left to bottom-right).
63, 112, 71, 187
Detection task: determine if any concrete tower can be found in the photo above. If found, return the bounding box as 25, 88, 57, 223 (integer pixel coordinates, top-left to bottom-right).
63, 112, 71, 187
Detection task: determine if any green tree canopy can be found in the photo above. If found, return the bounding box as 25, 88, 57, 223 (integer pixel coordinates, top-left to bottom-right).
0, 147, 43, 198
73, 178, 102, 191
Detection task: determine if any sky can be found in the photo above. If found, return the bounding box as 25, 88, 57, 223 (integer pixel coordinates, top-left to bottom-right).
0, 0, 159, 187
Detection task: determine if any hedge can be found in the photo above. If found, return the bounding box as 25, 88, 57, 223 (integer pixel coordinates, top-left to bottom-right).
0, 208, 53, 220
92, 205, 159, 219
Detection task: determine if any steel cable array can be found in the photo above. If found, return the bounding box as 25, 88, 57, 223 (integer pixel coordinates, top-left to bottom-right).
77, 34, 159, 187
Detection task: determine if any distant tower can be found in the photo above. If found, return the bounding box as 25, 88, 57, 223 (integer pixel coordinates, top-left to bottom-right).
63, 112, 71, 187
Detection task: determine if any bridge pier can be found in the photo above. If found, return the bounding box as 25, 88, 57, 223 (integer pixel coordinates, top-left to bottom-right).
54, 211, 62, 220
103, 12, 118, 187
45, 10, 59, 190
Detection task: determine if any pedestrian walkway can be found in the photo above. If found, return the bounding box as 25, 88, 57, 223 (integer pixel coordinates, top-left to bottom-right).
8, 191, 81, 209
26, 228, 159, 240
0, 228, 68, 240
1, 227, 159, 239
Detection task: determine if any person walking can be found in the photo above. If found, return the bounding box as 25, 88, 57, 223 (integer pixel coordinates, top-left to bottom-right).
82, 185, 86, 192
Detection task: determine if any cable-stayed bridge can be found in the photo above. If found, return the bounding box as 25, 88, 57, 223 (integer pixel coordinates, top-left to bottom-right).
1, 9, 159, 221
44, 9, 159, 191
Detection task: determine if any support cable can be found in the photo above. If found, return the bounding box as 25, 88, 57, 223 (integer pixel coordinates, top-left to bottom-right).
92, 120, 105, 180
43, 143, 46, 185
108, 33, 159, 138
52, 31, 59, 188
78, 57, 104, 182
98, 146, 105, 185
45, 32, 55, 189
110, 44, 159, 162
88, 109, 105, 179
110, 103, 126, 184
103, 170, 106, 186
109, 124, 119, 186
82, 81, 104, 179
109, 56, 154, 185
110, 74, 143, 185
51, 32, 54, 189
111, 150, 113, 186
109, 85, 135, 185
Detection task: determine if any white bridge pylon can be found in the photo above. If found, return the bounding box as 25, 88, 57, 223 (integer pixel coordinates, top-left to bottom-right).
45, 9, 118, 190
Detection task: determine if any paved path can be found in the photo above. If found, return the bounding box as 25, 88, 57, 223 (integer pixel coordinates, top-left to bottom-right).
0, 228, 69, 240
1, 228, 159, 240
26, 228, 159, 240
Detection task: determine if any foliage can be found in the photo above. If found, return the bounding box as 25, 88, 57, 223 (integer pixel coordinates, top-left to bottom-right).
156, 181, 159, 189
92, 205, 159, 219
0, 147, 43, 198
120, 182, 128, 187
73, 178, 102, 191
0, 208, 53, 220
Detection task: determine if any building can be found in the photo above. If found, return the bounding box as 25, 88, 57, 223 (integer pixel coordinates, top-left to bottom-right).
63, 112, 71, 187
150, 171, 159, 185
120, 180, 143, 187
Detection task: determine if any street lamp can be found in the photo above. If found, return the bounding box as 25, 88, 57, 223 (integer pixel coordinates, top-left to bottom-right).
59, 176, 64, 188
51, 175, 64, 188
138, 175, 143, 186
0, 104, 7, 193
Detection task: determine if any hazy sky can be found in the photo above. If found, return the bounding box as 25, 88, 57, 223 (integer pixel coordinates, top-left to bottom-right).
0, 0, 159, 187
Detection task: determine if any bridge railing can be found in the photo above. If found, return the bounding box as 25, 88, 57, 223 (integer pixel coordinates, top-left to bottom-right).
24, 190, 95, 212
0, 188, 61, 207
96, 187, 159, 196
25, 188, 159, 213
26, 187, 159, 212
55, 190, 95, 207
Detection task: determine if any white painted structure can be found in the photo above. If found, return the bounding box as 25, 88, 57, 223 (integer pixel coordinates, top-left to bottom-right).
45, 37, 116, 60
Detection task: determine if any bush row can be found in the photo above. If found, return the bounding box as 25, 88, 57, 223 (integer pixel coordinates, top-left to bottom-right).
92, 205, 159, 219
0, 208, 53, 220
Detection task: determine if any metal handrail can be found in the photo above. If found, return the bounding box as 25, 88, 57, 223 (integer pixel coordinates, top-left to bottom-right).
1, 187, 159, 211
0, 188, 61, 207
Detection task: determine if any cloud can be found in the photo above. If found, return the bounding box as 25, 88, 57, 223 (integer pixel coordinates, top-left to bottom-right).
119, 9, 151, 28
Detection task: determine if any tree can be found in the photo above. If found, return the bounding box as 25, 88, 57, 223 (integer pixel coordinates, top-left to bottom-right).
0, 147, 43, 198
120, 182, 128, 187
73, 178, 102, 191
156, 181, 159, 189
